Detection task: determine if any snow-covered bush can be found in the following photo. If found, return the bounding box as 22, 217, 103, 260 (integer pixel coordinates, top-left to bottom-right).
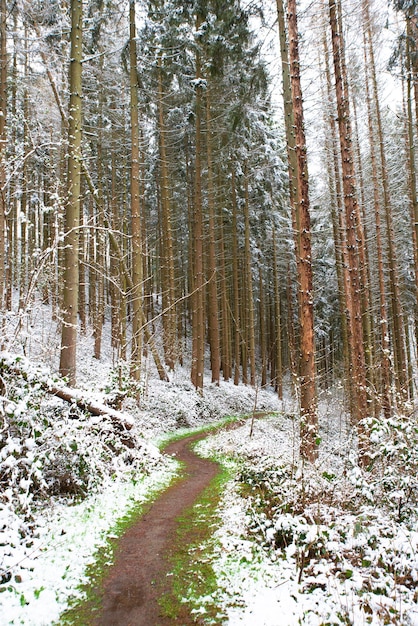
201, 416, 418, 626
0, 357, 164, 516
352, 414, 418, 522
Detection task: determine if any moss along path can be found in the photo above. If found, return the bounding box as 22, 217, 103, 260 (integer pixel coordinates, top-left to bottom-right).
92, 429, 226, 625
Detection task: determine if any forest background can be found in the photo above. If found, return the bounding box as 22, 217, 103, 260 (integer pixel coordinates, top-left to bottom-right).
2, 0, 418, 623
2, 0, 417, 463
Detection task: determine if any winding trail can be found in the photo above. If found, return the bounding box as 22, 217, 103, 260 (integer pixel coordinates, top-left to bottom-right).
94, 430, 222, 625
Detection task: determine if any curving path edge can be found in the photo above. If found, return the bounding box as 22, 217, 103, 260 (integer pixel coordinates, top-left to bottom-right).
94, 430, 223, 625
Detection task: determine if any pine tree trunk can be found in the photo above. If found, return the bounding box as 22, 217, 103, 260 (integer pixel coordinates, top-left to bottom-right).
157, 56, 177, 370
218, 204, 231, 381
362, 23, 391, 417
403, 59, 418, 365
92, 69, 106, 360
0, 0, 6, 323
231, 166, 241, 385
19, 28, 30, 311
244, 166, 256, 387
78, 203, 87, 334
129, 0, 143, 382
191, 15, 205, 391
287, 0, 317, 462
59, 0, 83, 385
329, 0, 368, 462
272, 227, 283, 399
258, 260, 267, 388
206, 89, 221, 384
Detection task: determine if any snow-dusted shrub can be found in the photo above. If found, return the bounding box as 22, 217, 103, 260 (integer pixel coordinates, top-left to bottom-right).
347, 414, 418, 522
230, 416, 418, 625
0, 366, 162, 515
141, 379, 222, 429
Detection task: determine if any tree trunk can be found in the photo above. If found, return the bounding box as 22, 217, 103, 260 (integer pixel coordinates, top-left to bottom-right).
362, 22, 391, 417
287, 0, 317, 462
403, 49, 418, 366
190, 14, 205, 392
329, 0, 368, 462
0, 0, 6, 325
59, 0, 83, 386
157, 55, 177, 370
243, 165, 256, 387
218, 202, 231, 381
272, 227, 283, 399
231, 166, 241, 386
206, 89, 221, 384
129, 0, 143, 382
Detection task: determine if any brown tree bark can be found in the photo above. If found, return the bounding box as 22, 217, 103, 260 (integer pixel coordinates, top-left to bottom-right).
157, 55, 177, 371
243, 166, 256, 387
231, 166, 241, 386
218, 204, 231, 381
272, 227, 283, 399
329, 0, 368, 461
287, 0, 318, 462
129, 0, 143, 382
59, 0, 83, 385
190, 14, 205, 392
403, 45, 418, 367
0, 0, 6, 324
205, 89, 221, 385
320, 26, 351, 403
362, 22, 391, 418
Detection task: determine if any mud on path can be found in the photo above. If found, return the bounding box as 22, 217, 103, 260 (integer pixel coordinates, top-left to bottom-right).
93, 430, 223, 626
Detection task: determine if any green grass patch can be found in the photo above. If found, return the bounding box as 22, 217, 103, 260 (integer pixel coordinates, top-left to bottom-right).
155, 413, 247, 451
56, 473, 180, 625
57, 413, 272, 625
158, 449, 236, 625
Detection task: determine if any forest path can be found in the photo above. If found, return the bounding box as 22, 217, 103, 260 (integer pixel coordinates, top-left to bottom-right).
93, 424, 236, 626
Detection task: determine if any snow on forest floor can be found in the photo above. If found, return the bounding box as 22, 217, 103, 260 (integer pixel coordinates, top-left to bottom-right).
0, 304, 280, 624
196, 414, 418, 625
1, 303, 418, 625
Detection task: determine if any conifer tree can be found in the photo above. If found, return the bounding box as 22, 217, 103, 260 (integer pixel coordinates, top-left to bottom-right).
59, 0, 83, 385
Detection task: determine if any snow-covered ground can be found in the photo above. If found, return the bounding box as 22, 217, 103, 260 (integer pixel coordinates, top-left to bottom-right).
197, 415, 418, 625
1, 302, 418, 625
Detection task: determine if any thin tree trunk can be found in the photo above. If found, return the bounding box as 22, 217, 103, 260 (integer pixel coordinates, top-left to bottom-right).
0, 0, 6, 324
362, 24, 391, 417
243, 165, 256, 387
273, 227, 283, 399
157, 55, 177, 370
59, 0, 83, 385
258, 259, 267, 387
19, 27, 30, 311
329, 0, 368, 462
93, 69, 106, 360
231, 166, 241, 385
403, 53, 418, 364
129, 0, 143, 382
218, 203, 231, 381
206, 88, 221, 384
191, 14, 205, 391
287, 0, 317, 462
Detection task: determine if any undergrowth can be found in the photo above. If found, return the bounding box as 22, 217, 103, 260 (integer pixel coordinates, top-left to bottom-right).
229, 413, 418, 624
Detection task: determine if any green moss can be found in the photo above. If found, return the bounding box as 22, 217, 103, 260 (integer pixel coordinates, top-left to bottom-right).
155, 413, 245, 451
56, 474, 180, 625
158, 451, 235, 624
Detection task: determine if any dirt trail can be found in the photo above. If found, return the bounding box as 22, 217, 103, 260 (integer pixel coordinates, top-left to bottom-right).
94, 431, 221, 625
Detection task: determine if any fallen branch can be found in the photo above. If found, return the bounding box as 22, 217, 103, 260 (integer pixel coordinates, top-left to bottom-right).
0, 352, 134, 430
45, 382, 134, 430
